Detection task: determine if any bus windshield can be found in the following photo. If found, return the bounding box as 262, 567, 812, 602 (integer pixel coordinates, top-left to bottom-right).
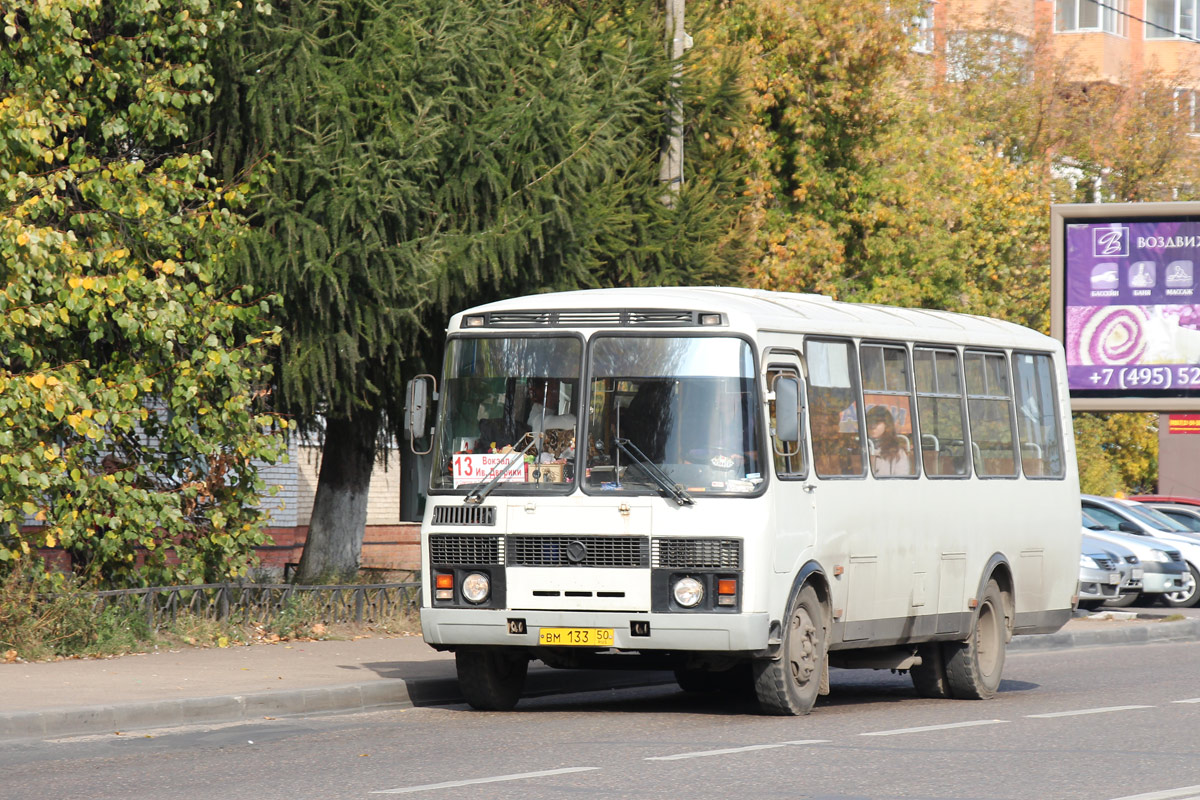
584, 336, 763, 496
430, 336, 583, 493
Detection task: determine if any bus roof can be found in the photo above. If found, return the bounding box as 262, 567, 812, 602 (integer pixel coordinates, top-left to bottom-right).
450, 287, 1058, 351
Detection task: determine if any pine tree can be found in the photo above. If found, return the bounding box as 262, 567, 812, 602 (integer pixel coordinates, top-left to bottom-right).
197, 0, 747, 580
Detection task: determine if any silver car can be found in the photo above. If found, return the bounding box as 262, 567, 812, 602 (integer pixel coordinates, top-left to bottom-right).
1082, 495, 1200, 608
1078, 533, 1124, 611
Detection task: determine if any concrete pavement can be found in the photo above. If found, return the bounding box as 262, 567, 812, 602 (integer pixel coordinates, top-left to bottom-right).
3, 609, 1199, 741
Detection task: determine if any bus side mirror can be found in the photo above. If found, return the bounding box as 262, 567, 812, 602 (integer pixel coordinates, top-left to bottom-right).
774, 376, 801, 443
405, 374, 438, 455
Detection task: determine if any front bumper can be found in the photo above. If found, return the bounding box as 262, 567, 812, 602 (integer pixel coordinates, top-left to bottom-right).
1079, 565, 1121, 602
1141, 569, 1189, 594
421, 607, 771, 652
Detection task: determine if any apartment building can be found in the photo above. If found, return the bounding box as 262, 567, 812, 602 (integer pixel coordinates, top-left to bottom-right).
927, 0, 1200, 120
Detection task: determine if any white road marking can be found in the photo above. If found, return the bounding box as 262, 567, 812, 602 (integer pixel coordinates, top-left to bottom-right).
647, 743, 789, 761
371, 767, 599, 794
1172, 698, 1200, 704
860, 719, 1007, 737
646, 739, 829, 761
1026, 705, 1153, 718
1107, 786, 1200, 800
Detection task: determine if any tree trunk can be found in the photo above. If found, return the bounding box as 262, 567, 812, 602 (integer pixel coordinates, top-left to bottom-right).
295, 410, 380, 583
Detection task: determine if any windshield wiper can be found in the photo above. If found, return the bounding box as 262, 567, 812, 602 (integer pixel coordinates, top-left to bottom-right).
463, 434, 542, 505
613, 437, 694, 507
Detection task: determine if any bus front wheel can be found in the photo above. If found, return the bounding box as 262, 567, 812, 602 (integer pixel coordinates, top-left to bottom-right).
455, 649, 529, 711
944, 579, 1007, 700
754, 584, 827, 716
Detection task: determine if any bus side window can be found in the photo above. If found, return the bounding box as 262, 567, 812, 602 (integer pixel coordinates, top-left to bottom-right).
1013, 352, 1065, 478
805, 339, 865, 478
914, 347, 969, 477
965, 351, 1018, 478
768, 367, 806, 479
860, 342, 918, 478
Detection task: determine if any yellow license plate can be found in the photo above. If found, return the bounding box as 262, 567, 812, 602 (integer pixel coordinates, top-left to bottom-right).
538, 627, 615, 647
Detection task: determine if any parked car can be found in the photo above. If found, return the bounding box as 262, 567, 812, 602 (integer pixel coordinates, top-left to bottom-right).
1080, 510, 1181, 607
1082, 530, 1142, 604
1078, 533, 1126, 611
1081, 495, 1200, 608
1131, 495, 1200, 533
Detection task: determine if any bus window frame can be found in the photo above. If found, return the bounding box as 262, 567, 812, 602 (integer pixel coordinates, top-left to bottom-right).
803, 336, 868, 481
964, 348, 1021, 481
859, 339, 921, 480
912, 343, 973, 480
427, 330, 587, 497
1011, 349, 1068, 481
764, 348, 809, 481
578, 330, 769, 500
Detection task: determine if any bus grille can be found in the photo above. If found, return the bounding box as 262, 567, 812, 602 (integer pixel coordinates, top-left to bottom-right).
652, 538, 742, 569
430, 534, 504, 565
431, 505, 496, 526
506, 535, 649, 567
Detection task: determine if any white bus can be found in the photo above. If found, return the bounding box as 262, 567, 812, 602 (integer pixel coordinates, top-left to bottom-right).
412, 287, 1081, 715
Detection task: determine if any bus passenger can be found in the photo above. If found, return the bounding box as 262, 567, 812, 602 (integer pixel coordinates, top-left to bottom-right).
867, 405, 912, 476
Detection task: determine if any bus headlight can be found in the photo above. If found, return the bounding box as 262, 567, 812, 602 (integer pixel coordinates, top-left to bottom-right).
673, 577, 704, 608
462, 572, 491, 604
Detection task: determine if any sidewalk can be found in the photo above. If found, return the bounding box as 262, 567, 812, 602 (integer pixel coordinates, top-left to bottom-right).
3, 610, 1200, 741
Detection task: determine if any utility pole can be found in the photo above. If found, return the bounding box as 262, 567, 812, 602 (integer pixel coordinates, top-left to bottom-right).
658, 0, 692, 207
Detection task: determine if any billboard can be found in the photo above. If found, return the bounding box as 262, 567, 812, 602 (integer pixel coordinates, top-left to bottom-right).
1051, 202, 1200, 411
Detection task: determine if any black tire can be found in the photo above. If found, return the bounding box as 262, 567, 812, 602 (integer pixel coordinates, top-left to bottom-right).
910, 643, 952, 699
1163, 564, 1200, 608
944, 579, 1007, 700
753, 584, 827, 716
1104, 592, 1141, 608
1076, 599, 1105, 611
455, 649, 529, 711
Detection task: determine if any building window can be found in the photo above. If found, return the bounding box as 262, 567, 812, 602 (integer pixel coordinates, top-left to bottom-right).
1147, 0, 1197, 38
1056, 0, 1128, 35
1175, 88, 1199, 133
945, 31, 1030, 82
911, 1, 936, 54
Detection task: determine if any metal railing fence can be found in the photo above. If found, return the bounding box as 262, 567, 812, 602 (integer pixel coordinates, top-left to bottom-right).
82, 581, 421, 630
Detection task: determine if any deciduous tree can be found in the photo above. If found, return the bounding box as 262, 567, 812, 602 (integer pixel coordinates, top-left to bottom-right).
0, 0, 285, 586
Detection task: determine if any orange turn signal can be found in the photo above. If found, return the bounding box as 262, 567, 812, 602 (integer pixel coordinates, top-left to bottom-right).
436, 574, 454, 589
717, 579, 737, 595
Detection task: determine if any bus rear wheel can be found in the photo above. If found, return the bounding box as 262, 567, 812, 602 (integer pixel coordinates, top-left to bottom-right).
944, 579, 1007, 700
455, 649, 529, 711
754, 584, 827, 716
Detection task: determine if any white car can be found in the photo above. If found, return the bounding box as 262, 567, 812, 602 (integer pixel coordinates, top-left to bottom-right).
1081, 496, 1199, 608
1079, 530, 1143, 610
1078, 532, 1124, 611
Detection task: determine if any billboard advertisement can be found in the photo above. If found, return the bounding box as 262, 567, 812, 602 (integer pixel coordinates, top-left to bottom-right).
1052, 203, 1200, 411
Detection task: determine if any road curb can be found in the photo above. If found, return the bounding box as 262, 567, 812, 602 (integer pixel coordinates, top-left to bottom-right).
0, 667, 671, 742
0, 680, 423, 742
5, 621, 1199, 741
1010, 617, 1200, 652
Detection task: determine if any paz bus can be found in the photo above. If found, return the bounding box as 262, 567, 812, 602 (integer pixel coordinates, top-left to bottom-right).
409, 287, 1081, 715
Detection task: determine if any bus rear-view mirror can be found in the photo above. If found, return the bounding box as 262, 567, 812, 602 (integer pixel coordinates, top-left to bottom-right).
774, 376, 800, 443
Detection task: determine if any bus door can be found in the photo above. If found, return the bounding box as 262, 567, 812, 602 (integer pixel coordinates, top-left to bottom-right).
764, 351, 816, 575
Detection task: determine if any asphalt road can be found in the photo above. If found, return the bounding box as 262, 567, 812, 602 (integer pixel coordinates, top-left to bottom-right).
7, 640, 1200, 800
